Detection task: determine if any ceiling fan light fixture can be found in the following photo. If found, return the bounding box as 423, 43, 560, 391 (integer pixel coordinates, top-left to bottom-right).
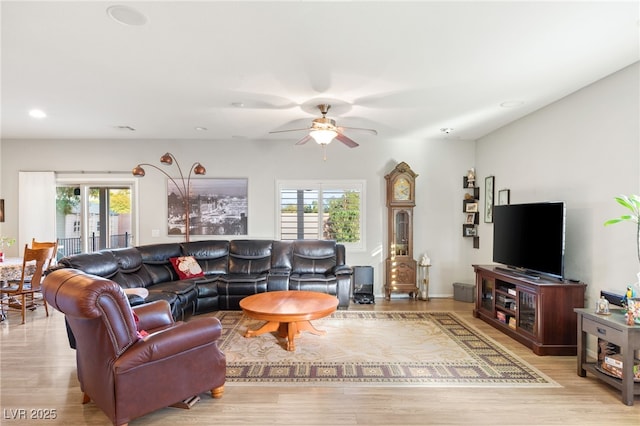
310, 129, 337, 145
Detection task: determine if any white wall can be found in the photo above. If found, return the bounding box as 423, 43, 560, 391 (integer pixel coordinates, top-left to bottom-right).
473, 62, 639, 308
0, 133, 476, 298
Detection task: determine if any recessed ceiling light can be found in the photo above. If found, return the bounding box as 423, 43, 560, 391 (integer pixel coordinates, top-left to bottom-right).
440, 128, 453, 134
29, 109, 47, 119
231, 102, 245, 108
195, 127, 208, 131
500, 101, 524, 108
106, 5, 148, 26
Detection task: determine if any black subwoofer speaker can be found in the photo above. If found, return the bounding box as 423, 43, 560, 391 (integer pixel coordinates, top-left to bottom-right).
352, 266, 374, 304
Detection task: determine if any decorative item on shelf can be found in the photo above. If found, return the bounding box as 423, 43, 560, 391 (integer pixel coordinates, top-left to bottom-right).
620, 286, 640, 325
625, 297, 640, 325
465, 202, 478, 213
604, 194, 640, 300
463, 226, 477, 237
132, 152, 206, 243
0, 236, 16, 262
622, 285, 637, 307
466, 168, 476, 187
595, 295, 610, 315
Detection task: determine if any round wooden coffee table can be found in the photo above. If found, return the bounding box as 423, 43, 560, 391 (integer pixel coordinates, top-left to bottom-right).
239, 291, 338, 351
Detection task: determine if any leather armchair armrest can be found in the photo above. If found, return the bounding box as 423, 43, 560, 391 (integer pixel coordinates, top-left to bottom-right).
115, 316, 222, 373
334, 265, 353, 276
132, 300, 174, 331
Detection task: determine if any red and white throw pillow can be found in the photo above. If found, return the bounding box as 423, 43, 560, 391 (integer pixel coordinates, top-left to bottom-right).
169, 256, 204, 279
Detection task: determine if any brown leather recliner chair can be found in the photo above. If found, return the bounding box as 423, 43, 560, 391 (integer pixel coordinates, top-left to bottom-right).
42, 268, 226, 426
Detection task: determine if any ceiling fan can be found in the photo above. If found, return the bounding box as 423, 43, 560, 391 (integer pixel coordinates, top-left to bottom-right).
269, 104, 377, 151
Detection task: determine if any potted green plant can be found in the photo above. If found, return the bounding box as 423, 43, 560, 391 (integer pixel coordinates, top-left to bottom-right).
604, 194, 640, 263
0, 236, 16, 262
604, 194, 640, 322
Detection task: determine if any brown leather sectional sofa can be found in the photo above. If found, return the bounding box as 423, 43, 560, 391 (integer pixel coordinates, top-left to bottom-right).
55, 239, 353, 319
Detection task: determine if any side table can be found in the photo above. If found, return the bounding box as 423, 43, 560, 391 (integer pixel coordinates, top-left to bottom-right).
574, 308, 640, 405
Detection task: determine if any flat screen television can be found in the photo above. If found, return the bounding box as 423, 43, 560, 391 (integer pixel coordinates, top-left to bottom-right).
492, 201, 566, 280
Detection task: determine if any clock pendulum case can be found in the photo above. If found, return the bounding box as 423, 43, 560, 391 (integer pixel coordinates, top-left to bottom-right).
384, 162, 419, 300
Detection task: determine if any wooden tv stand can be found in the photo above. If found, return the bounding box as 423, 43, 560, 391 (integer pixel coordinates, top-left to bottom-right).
472, 265, 586, 356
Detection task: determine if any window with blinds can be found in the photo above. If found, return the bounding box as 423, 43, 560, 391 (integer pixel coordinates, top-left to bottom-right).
277, 180, 365, 249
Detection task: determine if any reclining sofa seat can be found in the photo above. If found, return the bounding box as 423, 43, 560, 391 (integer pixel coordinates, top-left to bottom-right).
180, 240, 230, 312
289, 240, 351, 308
134, 243, 199, 318
216, 239, 272, 309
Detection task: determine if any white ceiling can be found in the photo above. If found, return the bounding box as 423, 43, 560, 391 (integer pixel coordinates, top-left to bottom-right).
1, 1, 638, 144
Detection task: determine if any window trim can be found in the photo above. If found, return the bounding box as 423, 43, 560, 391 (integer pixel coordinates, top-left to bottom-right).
276, 179, 365, 251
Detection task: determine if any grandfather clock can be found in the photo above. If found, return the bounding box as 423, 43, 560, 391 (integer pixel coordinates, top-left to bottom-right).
384, 162, 418, 300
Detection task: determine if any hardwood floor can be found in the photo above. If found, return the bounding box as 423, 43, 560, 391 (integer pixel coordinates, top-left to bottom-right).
1, 297, 638, 425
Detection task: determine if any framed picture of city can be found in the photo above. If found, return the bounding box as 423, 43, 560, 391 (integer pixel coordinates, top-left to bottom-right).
167, 178, 248, 236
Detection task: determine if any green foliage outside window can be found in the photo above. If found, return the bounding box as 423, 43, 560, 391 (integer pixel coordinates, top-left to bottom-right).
279, 183, 363, 245
56, 187, 80, 215
56, 187, 131, 215
324, 191, 360, 243
109, 189, 131, 214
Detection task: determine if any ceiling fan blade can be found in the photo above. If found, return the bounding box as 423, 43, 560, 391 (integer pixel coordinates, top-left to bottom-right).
269, 127, 310, 134
223, 92, 298, 109
295, 135, 313, 145
338, 126, 378, 135
335, 133, 359, 148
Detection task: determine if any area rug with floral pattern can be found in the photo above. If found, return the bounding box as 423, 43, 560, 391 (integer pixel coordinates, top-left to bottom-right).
212, 310, 559, 387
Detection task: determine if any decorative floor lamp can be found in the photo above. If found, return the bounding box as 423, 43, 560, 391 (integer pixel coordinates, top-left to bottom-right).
132, 152, 206, 242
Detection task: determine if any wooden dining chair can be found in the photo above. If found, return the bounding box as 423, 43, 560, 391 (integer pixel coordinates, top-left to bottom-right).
31, 239, 58, 270
0, 244, 54, 324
